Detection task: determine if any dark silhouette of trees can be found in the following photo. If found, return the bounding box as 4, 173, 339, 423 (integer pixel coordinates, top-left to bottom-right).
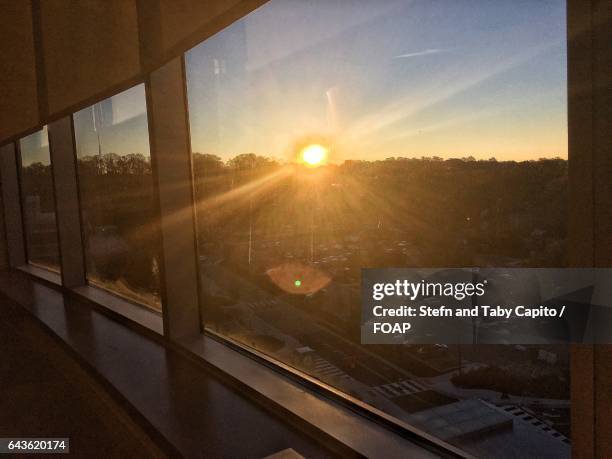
20, 162, 55, 212
74, 153, 159, 305
228, 153, 277, 170
20, 152, 567, 309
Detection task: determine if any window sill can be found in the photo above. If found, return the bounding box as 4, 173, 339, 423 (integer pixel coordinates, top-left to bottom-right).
0, 270, 327, 457
4, 268, 467, 458
178, 332, 470, 459
71, 285, 163, 336
14, 266, 163, 336
18, 264, 62, 286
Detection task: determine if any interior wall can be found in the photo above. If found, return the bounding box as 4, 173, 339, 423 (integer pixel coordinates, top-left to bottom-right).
0, 181, 8, 270
159, 0, 243, 51
591, 0, 612, 455
568, 0, 612, 457
0, 0, 38, 142
38, 0, 142, 116
0, 0, 267, 145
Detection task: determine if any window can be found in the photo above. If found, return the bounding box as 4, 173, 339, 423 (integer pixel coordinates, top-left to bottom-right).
186, 1, 568, 456
18, 127, 61, 271
73, 84, 161, 310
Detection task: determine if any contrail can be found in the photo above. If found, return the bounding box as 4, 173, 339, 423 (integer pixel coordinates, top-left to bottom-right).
393, 48, 449, 59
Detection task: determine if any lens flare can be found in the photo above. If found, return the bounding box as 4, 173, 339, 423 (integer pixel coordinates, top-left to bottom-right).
300, 144, 328, 167
267, 262, 331, 294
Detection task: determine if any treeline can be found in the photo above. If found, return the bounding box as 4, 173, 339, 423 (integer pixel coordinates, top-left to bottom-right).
338, 156, 568, 266
75, 152, 153, 176
20, 162, 56, 214
190, 153, 568, 269
76, 153, 158, 300
20, 152, 568, 302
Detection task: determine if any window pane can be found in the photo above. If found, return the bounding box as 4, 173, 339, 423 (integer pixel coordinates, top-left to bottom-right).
19, 127, 61, 271
73, 84, 161, 310
186, 1, 568, 456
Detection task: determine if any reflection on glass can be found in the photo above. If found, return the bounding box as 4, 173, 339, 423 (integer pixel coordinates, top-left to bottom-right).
73, 84, 161, 310
186, 1, 569, 456
19, 127, 61, 271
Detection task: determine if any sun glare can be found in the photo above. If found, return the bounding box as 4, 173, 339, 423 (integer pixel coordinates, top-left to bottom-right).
300, 144, 328, 167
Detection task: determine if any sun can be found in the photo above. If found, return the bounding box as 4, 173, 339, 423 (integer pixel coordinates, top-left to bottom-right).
300, 144, 328, 167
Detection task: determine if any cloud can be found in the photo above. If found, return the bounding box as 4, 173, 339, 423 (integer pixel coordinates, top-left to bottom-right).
393, 48, 449, 59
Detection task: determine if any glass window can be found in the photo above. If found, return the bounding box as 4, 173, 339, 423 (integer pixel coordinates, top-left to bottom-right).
19, 127, 61, 271
186, 1, 568, 457
73, 84, 161, 310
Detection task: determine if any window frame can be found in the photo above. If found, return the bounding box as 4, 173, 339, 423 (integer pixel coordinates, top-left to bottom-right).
1, 0, 602, 455
71, 84, 163, 315
178, 4, 574, 457
16, 126, 62, 276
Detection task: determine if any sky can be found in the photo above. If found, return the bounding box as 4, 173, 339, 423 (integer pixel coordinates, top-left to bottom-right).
186, 0, 567, 162
20, 126, 51, 166
22, 86, 151, 165
73, 84, 150, 159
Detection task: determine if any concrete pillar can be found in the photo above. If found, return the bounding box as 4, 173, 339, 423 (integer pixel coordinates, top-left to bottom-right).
146, 57, 201, 340
568, 0, 612, 457
0, 143, 26, 267
48, 116, 86, 287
